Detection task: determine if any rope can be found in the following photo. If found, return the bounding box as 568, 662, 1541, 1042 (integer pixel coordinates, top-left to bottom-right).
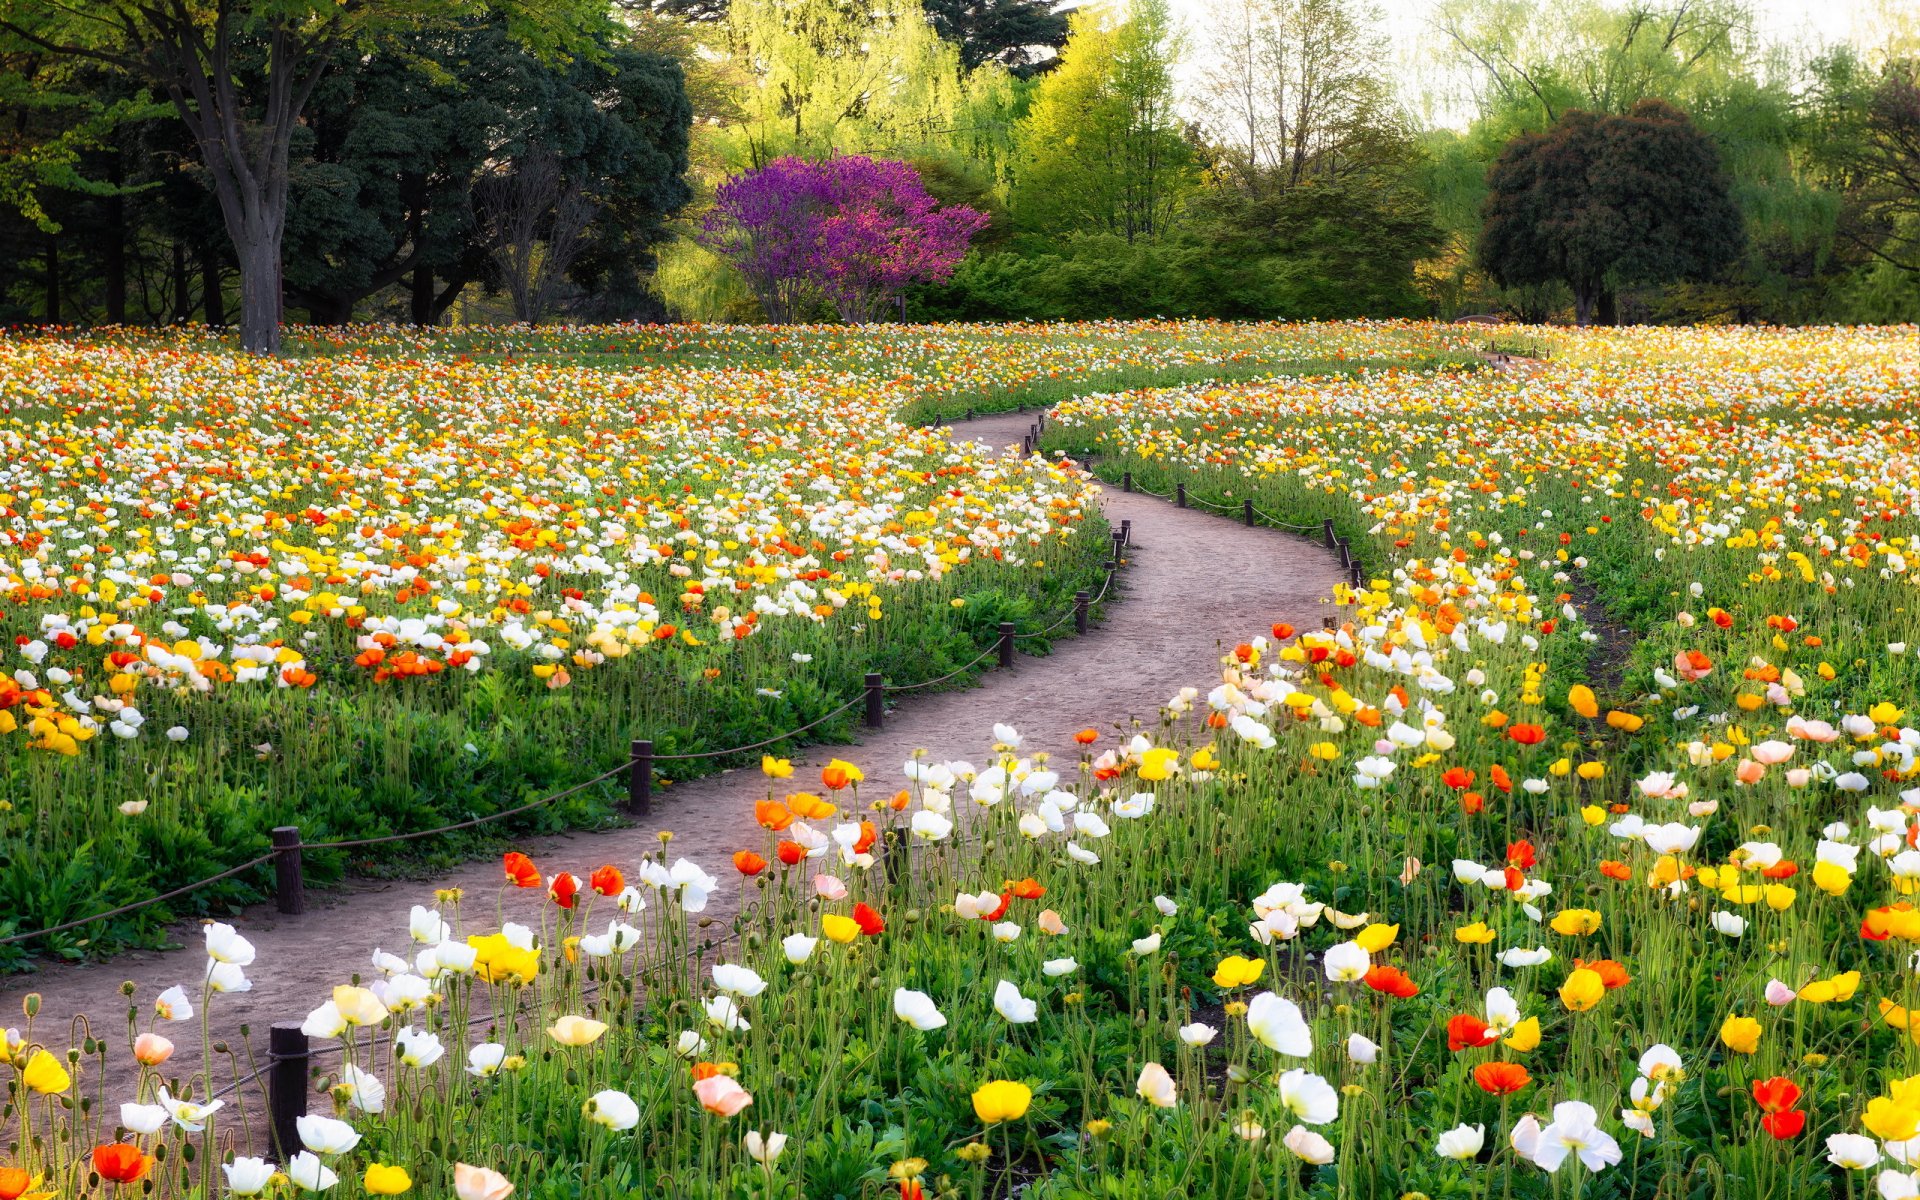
1121, 470, 1321, 534
303, 765, 630, 851
652, 695, 865, 761
881, 640, 1001, 694
0, 854, 276, 947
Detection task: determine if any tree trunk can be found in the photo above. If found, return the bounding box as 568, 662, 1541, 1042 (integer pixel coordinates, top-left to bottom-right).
411, 261, 435, 326
105, 156, 127, 324
173, 242, 192, 323
428, 275, 467, 326
202, 247, 225, 326
1597, 287, 1618, 326
233, 228, 283, 352
1572, 284, 1595, 327
44, 232, 60, 323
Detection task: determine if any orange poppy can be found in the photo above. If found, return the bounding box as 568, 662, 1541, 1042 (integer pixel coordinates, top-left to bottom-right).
589, 865, 624, 897
502, 852, 540, 888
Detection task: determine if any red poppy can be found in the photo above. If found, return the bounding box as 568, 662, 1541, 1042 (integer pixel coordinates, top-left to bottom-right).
853, 902, 885, 936
1271, 622, 1295, 640
775, 840, 806, 866
589, 865, 624, 897
548, 872, 580, 909
0, 1167, 33, 1200
92, 1144, 152, 1185
1074, 729, 1100, 745
1751, 1076, 1801, 1114
1506, 840, 1536, 870
1502, 865, 1525, 892
1508, 723, 1546, 746
1442, 767, 1476, 790
1446, 1014, 1496, 1051
1363, 965, 1419, 998
984, 892, 1013, 922
853, 821, 878, 856
1461, 792, 1485, 814
1762, 860, 1799, 880
732, 850, 768, 877
1488, 764, 1512, 793
503, 852, 540, 888
1472, 1062, 1531, 1095
899, 1181, 925, 1200
1761, 1110, 1806, 1139
1599, 860, 1631, 882
1009, 878, 1046, 900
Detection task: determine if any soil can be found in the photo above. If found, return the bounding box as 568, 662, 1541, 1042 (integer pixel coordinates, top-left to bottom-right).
3, 408, 1348, 1131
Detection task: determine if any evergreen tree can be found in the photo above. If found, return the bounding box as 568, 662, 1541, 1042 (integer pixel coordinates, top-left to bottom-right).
921, 0, 1069, 77
1479, 100, 1744, 324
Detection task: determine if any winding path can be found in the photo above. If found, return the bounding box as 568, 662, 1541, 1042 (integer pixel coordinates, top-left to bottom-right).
6, 409, 1346, 1107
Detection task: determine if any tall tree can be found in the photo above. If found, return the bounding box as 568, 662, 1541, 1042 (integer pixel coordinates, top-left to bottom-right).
1479, 99, 1743, 323
921, 0, 1069, 77
0, 0, 604, 353
1431, 0, 1756, 128
282, 20, 690, 325
1194, 0, 1410, 193
1011, 0, 1194, 241
1815, 56, 1920, 278
715, 0, 1014, 169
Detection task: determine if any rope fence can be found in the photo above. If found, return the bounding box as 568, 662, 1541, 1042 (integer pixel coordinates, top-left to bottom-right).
0, 547, 1127, 952
2, 446, 1352, 955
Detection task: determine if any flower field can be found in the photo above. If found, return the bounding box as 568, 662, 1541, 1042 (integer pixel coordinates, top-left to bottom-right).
12, 320, 1920, 1199
0, 320, 1471, 963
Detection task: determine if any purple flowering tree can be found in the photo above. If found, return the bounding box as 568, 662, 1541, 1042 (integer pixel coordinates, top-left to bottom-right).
699, 155, 987, 323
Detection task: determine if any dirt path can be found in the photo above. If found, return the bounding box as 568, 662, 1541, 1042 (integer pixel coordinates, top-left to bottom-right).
3, 408, 1346, 1114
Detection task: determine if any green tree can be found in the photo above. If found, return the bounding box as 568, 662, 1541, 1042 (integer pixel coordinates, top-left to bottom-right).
715, 0, 1013, 169
1479, 99, 1743, 324
0, 0, 606, 352
1194, 0, 1411, 193
283, 21, 690, 325
1010, 0, 1194, 241
1814, 55, 1920, 279
921, 0, 1069, 77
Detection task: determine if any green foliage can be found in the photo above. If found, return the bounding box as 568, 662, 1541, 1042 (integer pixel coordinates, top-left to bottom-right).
922, 0, 1069, 76
914, 179, 1436, 321
1009, 0, 1195, 243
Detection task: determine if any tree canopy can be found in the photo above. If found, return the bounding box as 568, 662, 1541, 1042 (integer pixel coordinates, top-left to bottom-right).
1479, 99, 1744, 323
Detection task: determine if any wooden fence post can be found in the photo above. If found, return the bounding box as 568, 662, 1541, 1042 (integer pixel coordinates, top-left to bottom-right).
271, 826, 304, 916
1074, 590, 1090, 635
268, 1023, 310, 1161
1322, 518, 1336, 548
1176, 483, 1187, 508
864, 674, 885, 729
1243, 498, 1255, 527
627, 739, 653, 817
998, 622, 1016, 669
